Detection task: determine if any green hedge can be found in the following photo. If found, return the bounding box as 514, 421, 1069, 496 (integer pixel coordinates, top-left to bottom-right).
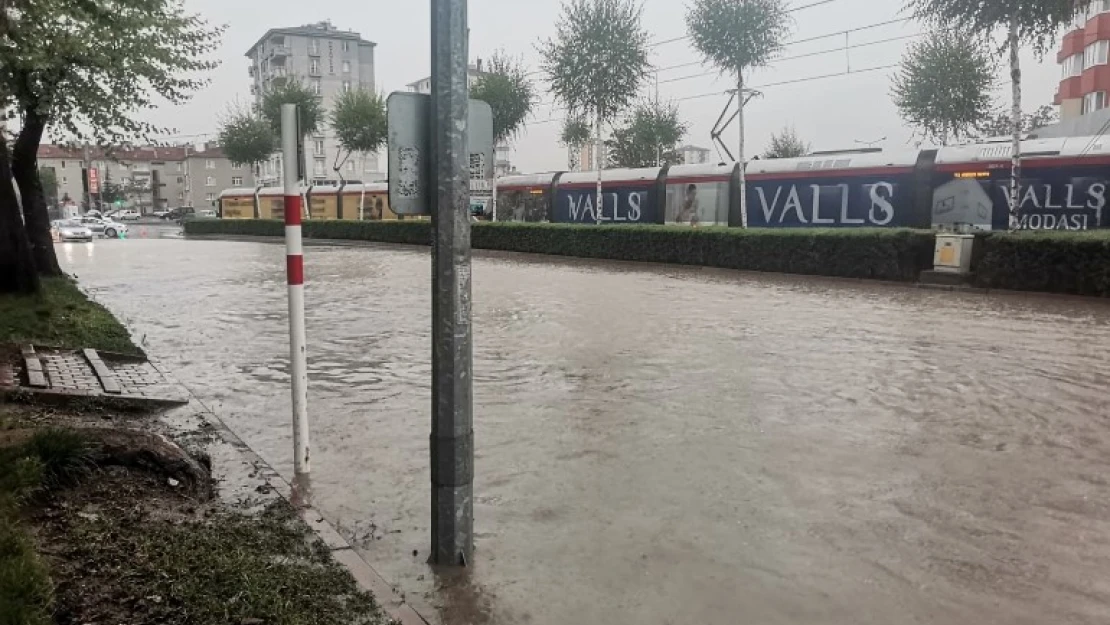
974, 230, 1110, 297
186, 219, 935, 282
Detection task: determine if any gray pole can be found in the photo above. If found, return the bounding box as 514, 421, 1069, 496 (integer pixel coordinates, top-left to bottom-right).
429, 0, 473, 566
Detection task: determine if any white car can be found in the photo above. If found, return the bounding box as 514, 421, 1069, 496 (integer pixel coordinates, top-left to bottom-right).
77, 216, 129, 239
51, 220, 94, 243
114, 209, 142, 221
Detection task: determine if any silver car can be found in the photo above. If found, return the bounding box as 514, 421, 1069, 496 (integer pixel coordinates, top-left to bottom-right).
52, 220, 94, 243
77, 215, 128, 239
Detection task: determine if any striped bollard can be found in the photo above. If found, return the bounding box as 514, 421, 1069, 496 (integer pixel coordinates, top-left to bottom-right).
281, 103, 311, 487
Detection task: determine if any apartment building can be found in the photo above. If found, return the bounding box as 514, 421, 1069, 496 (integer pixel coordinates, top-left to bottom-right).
246, 20, 380, 185
1056, 0, 1110, 120
186, 145, 257, 209
37, 143, 254, 212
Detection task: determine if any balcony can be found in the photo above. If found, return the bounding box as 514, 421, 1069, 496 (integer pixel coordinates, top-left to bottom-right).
269, 45, 291, 59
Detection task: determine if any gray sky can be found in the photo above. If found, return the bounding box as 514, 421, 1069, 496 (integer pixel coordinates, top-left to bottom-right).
152, 0, 1064, 173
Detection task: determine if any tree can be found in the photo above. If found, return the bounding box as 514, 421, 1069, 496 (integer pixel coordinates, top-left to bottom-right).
0, 136, 39, 294
1, 0, 222, 277
763, 126, 810, 158
606, 100, 688, 168
469, 51, 537, 145
261, 79, 324, 138
329, 88, 387, 181
891, 31, 996, 145
561, 115, 592, 171
906, 0, 1093, 228
976, 104, 1059, 137
219, 104, 276, 182
540, 0, 651, 223
687, 0, 792, 227
39, 167, 59, 207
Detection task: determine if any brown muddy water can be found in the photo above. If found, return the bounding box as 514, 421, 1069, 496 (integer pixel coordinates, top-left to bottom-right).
60, 238, 1110, 625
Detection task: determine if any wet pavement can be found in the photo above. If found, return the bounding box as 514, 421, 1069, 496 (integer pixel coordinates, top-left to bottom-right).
61, 238, 1110, 625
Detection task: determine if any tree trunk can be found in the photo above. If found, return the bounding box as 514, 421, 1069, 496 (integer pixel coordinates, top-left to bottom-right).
595, 111, 604, 226
12, 107, 62, 276
1009, 13, 1022, 231
738, 71, 748, 229
0, 134, 40, 294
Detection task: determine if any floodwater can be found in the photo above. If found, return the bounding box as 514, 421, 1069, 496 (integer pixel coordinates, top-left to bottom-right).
61, 238, 1110, 625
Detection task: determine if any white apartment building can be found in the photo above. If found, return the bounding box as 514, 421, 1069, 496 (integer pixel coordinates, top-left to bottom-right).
246, 20, 382, 185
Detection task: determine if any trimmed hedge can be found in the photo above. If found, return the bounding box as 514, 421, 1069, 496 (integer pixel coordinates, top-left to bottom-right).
186, 219, 935, 282
974, 230, 1110, 297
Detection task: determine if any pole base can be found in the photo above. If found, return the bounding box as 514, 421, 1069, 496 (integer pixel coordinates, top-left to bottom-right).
431, 483, 473, 566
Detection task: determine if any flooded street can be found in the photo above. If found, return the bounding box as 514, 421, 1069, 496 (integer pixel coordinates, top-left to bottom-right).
61, 238, 1110, 625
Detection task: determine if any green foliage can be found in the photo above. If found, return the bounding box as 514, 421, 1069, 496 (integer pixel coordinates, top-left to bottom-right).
560, 115, 592, 147
38, 167, 59, 205
539, 0, 651, 123
329, 88, 387, 168
218, 104, 275, 169
976, 104, 1059, 137
906, 0, 1093, 56
261, 79, 324, 137
974, 231, 1110, 296
686, 0, 793, 77
762, 126, 810, 158
469, 52, 536, 144
606, 100, 688, 168
63, 500, 387, 625
1, 0, 224, 144
0, 277, 141, 355
24, 430, 97, 489
892, 31, 996, 144
186, 220, 936, 282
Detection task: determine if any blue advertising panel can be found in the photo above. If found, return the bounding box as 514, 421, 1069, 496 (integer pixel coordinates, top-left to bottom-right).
554, 185, 659, 224
746, 173, 916, 228
932, 165, 1109, 231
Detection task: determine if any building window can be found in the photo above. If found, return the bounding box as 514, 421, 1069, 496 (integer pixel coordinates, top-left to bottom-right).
342, 80, 351, 92
1083, 91, 1107, 114
311, 39, 321, 55
342, 40, 351, 52
311, 58, 320, 74
313, 158, 326, 176
231, 176, 243, 186
62, 176, 68, 184
1085, 0, 1110, 21
342, 60, 350, 73
314, 140, 325, 155
206, 176, 215, 187
175, 162, 183, 172
177, 176, 184, 183
1063, 53, 1084, 79
1084, 40, 1109, 69
205, 159, 216, 169
312, 78, 322, 95
60, 160, 66, 168
205, 193, 216, 203
346, 161, 355, 172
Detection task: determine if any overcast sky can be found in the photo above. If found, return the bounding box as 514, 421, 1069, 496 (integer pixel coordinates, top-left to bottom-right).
150, 0, 1065, 173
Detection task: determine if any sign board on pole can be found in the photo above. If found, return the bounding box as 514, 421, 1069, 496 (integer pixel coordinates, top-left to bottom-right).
87, 167, 100, 195
387, 92, 494, 215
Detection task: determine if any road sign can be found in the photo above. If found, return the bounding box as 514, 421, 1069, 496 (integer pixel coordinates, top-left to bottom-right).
88, 167, 100, 195
387, 92, 494, 215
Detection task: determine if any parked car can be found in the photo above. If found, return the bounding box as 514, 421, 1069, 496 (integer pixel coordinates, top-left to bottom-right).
114, 208, 142, 221
77, 215, 129, 239
153, 209, 173, 219
198, 209, 218, 219
168, 206, 195, 222
51, 220, 94, 243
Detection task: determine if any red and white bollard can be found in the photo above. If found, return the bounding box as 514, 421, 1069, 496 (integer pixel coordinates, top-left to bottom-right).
281, 103, 311, 485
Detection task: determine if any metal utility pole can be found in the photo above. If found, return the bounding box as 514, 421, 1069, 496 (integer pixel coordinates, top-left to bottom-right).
281, 104, 312, 491
429, 0, 474, 566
